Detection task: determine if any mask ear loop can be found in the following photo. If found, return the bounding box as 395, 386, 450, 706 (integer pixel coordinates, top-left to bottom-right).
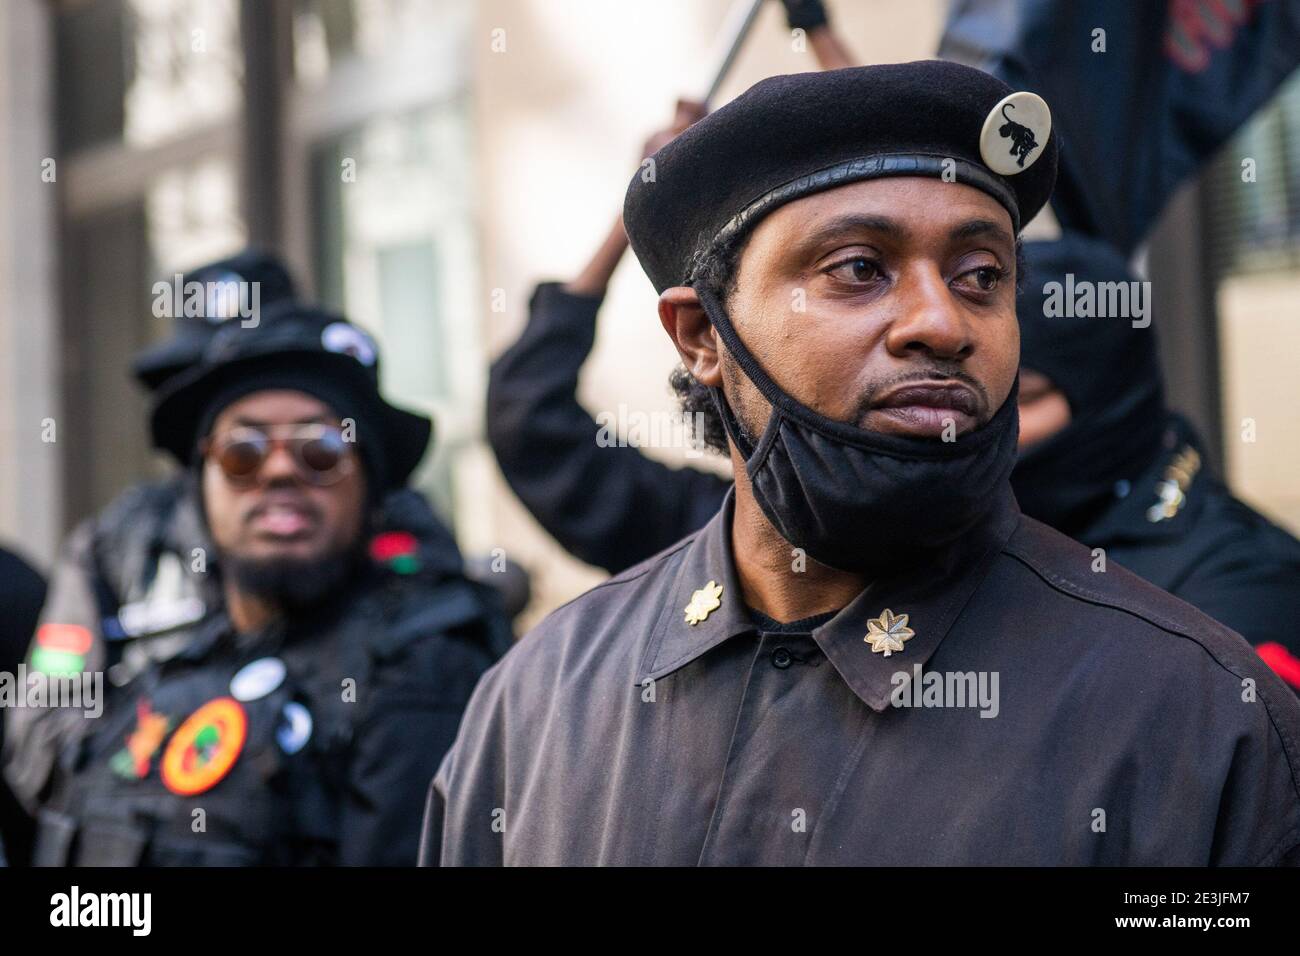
696, 286, 787, 402
695, 284, 789, 466
706, 385, 758, 461
697, 281, 857, 451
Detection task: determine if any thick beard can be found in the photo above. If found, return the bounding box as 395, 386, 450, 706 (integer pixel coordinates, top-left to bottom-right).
222, 544, 364, 613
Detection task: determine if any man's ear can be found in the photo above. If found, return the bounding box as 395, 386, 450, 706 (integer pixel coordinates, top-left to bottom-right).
658, 286, 722, 387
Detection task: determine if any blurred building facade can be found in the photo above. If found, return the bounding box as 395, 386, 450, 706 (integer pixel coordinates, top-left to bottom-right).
0, 0, 1296, 624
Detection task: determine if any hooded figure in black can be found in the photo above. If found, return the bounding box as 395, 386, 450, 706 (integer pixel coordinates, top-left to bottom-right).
1013, 231, 1300, 689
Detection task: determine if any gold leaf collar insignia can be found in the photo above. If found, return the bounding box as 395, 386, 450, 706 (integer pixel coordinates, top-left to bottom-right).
864, 608, 914, 657
684, 581, 724, 626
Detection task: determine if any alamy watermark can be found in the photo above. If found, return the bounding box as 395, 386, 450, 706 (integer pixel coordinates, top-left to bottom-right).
0, 666, 103, 718
50, 886, 151, 936
151, 274, 261, 327
890, 665, 999, 718
596, 405, 709, 458
1041, 272, 1151, 328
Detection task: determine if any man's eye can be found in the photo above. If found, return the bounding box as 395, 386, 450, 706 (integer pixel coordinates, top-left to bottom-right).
958, 265, 1004, 293
827, 258, 881, 283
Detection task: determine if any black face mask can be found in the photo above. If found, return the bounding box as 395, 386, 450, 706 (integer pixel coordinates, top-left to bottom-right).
697, 286, 1021, 574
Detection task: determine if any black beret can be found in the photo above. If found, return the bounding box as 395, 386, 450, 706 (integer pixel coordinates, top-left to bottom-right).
150, 301, 432, 492
624, 60, 1058, 293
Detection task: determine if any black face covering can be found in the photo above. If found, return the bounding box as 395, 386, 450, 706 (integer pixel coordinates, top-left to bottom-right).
697, 286, 1021, 574
1011, 234, 1166, 535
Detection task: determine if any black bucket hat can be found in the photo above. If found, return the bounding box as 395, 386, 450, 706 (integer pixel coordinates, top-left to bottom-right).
150, 301, 432, 492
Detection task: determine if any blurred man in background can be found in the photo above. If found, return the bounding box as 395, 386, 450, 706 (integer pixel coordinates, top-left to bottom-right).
0, 250, 287, 864
11, 303, 508, 865
3, 248, 531, 864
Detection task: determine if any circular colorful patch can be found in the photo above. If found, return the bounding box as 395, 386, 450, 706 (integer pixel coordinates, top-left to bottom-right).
160, 697, 248, 796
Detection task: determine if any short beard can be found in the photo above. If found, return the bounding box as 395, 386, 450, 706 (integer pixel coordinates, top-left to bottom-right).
222, 544, 364, 613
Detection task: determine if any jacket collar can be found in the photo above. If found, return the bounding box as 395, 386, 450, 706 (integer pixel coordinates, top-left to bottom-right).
636, 488, 756, 684
637, 483, 1022, 711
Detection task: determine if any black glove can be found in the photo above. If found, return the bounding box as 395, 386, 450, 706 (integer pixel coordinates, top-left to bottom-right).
782, 0, 830, 32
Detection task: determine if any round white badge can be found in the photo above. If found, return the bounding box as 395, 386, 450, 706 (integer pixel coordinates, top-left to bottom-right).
277, 701, 313, 755
204, 270, 246, 323
321, 322, 377, 367
979, 91, 1051, 176
229, 657, 287, 702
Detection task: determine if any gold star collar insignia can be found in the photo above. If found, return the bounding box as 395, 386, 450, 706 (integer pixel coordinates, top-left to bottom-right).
864, 608, 914, 657
684, 581, 724, 626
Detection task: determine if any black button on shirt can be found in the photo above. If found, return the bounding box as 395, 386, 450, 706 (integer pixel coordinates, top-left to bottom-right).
423, 486, 1300, 866
749, 608, 837, 672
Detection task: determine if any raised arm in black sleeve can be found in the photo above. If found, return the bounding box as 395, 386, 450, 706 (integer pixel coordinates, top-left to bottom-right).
486, 281, 730, 573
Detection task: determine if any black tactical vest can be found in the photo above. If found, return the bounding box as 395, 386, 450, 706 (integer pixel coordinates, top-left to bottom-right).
33, 570, 502, 866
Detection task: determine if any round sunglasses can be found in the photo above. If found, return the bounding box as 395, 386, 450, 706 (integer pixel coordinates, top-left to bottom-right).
201, 424, 356, 487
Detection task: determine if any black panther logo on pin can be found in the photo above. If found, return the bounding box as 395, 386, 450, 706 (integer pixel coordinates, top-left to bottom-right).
998, 103, 1039, 168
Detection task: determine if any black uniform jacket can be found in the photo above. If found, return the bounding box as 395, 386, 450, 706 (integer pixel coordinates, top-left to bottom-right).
423, 485, 1300, 866
1078, 415, 1300, 684
486, 282, 730, 573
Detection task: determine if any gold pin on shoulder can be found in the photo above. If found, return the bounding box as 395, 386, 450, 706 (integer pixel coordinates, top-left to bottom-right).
1147, 444, 1202, 523
684, 581, 724, 626
864, 608, 914, 657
